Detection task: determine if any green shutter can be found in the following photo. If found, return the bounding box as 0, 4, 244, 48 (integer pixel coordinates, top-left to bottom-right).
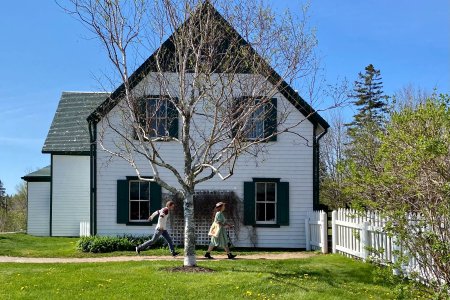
265, 98, 277, 141
277, 182, 289, 225
117, 180, 129, 224
167, 99, 178, 138
243, 181, 255, 225
150, 182, 162, 224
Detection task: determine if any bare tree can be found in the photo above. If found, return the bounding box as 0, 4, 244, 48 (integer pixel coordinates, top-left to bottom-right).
318, 80, 351, 208
391, 84, 431, 112
62, 0, 334, 266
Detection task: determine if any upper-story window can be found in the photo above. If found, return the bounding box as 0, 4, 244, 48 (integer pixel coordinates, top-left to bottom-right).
233, 97, 277, 142
246, 105, 265, 140
136, 96, 178, 139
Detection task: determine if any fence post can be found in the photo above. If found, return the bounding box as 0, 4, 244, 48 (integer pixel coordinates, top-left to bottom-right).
305, 215, 311, 251
320, 211, 328, 254
80, 221, 90, 237
331, 210, 337, 253
361, 221, 369, 261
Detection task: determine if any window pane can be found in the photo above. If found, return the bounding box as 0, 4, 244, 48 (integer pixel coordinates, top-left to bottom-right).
130, 201, 139, 220
256, 203, 266, 221
130, 182, 139, 200
157, 120, 166, 136
157, 100, 167, 118
140, 182, 149, 200
256, 183, 265, 202
266, 183, 276, 202
147, 100, 157, 119
140, 201, 150, 220
149, 119, 157, 136
146, 99, 170, 137
266, 203, 276, 221
254, 106, 265, 138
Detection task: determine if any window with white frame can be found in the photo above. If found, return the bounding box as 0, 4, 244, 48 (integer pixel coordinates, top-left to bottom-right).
129, 181, 150, 222
255, 181, 277, 223
135, 96, 178, 139
147, 98, 169, 137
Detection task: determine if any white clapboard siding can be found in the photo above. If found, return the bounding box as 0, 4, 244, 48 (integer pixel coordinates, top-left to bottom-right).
95, 73, 316, 248
52, 155, 91, 236
27, 182, 50, 236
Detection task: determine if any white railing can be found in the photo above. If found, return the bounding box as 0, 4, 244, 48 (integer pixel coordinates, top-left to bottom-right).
79, 221, 90, 237
331, 208, 427, 281
305, 210, 328, 253
331, 208, 393, 261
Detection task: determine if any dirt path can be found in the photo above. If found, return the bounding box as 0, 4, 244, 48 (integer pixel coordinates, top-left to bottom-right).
0, 252, 315, 264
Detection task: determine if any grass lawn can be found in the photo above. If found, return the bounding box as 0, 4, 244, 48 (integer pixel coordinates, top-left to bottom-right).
0, 255, 419, 300
0, 233, 426, 299
0, 233, 302, 258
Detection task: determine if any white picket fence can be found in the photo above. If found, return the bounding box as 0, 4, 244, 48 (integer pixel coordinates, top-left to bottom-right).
305, 210, 328, 253
331, 208, 429, 281
331, 208, 395, 261
305, 209, 422, 277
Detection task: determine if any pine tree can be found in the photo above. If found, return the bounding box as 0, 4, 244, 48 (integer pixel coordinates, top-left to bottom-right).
0, 180, 5, 197
340, 65, 390, 205
346, 64, 389, 137
0, 180, 6, 215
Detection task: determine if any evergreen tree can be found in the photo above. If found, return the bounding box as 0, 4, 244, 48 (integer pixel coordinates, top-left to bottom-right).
339, 65, 390, 205
0, 180, 5, 197
346, 64, 389, 138
0, 180, 6, 211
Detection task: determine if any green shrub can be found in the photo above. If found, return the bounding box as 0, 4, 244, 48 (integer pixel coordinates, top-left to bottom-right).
76, 234, 165, 253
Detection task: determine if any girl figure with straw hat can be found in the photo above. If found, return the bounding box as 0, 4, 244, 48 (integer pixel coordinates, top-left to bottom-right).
205, 202, 237, 259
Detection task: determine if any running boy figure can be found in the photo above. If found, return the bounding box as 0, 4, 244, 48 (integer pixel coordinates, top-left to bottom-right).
136, 200, 179, 257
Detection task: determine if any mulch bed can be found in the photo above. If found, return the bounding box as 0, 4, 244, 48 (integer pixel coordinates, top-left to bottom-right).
164, 266, 215, 273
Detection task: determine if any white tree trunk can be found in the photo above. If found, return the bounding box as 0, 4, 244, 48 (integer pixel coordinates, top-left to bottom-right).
183, 192, 196, 266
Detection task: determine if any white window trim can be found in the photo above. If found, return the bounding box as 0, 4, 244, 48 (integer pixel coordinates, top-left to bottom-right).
255, 181, 277, 224
246, 104, 265, 140
147, 98, 169, 137
129, 180, 151, 222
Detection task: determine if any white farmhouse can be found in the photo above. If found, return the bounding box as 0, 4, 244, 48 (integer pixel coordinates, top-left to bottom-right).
23, 3, 328, 249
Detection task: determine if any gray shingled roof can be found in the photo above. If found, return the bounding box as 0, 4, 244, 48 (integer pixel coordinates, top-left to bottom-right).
42, 92, 110, 154
21, 166, 51, 182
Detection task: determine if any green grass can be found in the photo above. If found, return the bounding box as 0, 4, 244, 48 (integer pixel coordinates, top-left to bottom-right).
0, 255, 420, 300
0, 233, 427, 299
0, 233, 303, 258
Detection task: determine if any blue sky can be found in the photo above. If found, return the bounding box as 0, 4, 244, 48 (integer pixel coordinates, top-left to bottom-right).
0, 0, 448, 195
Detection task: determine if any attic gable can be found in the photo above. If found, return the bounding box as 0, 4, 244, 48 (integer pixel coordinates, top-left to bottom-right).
87, 1, 329, 130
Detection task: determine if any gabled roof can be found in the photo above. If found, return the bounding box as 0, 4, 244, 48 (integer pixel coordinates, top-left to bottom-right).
21, 166, 51, 182
42, 92, 110, 154
87, 2, 329, 130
